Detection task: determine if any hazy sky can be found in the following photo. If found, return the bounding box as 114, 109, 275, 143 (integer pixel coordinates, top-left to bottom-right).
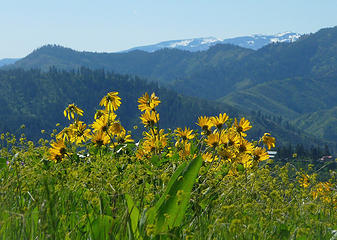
1, 0, 337, 59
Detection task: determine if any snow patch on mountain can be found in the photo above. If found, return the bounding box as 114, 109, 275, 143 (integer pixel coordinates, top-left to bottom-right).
124, 32, 302, 52
201, 37, 219, 45
169, 39, 193, 47
276, 31, 292, 37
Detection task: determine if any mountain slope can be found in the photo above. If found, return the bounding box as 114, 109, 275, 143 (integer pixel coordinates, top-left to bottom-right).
292, 106, 337, 141
4, 43, 253, 85
222, 76, 337, 119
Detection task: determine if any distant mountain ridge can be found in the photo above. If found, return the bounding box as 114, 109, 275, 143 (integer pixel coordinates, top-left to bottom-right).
124, 32, 301, 52
0, 32, 300, 64
0, 58, 19, 67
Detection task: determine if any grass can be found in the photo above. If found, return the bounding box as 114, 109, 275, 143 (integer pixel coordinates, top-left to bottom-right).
1, 91, 337, 239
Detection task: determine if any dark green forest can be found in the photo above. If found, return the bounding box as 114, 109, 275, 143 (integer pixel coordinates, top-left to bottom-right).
0, 68, 326, 153
0, 67, 240, 140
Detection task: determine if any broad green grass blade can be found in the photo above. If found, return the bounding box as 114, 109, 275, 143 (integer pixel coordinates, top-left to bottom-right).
154, 162, 187, 213
154, 155, 203, 233
125, 193, 141, 239
145, 161, 187, 226
90, 215, 113, 240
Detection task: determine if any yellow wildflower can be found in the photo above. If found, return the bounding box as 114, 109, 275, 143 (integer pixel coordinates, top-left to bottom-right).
110, 122, 124, 135
94, 109, 107, 120
202, 152, 218, 163
211, 113, 229, 130
252, 147, 269, 162
239, 154, 253, 168
99, 92, 121, 112
234, 117, 252, 136
238, 138, 254, 154
91, 130, 110, 146
94, 109, 117, 122
261, 133, 276, 149
69, 121, 91, 144
136, 147, 148, 160
299, 174, 310, 188
175, 127, 195, 141
179, 142, 191, 159
116, 130, 134, 144
205, 132, 220, 148
143, 129, 168, 150
221, 131, 240, 148
138, 92, 160, 112
49, 139, 67, 162
56, 127, 72, 141
197, 116, 213, 133
142, 139, 157, 153
91, 116, 109, 133
218, 146, 236, 161
63, 103, 83, 120
140, 110, 159, 127
312, 182, 334, 204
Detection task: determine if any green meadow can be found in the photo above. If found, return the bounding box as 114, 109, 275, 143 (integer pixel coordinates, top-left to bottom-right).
1, 92, 336, 239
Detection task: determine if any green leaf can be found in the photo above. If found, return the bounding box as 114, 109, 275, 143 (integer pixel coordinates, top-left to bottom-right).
90, 215, 114, 240
30, 207, 39, 228
153, 163, 187, 214
125, 193, 140, 239
152, 155, 203, 233
146, 162, 188, 225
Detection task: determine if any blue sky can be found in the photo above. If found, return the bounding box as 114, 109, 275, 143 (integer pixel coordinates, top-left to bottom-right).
1, 0, 337, 59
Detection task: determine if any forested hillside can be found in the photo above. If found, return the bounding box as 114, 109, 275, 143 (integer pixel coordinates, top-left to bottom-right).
0, 68, 324, 150
5, 26, 337, 99
4, 43, 253, 91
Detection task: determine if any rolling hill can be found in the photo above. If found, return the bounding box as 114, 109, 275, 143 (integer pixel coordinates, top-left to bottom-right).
3, 26, 337, 146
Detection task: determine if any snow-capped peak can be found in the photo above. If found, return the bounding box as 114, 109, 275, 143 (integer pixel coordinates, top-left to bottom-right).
200, 37, 220, 45
169, 39, 193, 48
276, 31, 292, 37
124, 32, 302, 53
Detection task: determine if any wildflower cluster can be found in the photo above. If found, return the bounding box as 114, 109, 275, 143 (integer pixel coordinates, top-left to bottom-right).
312, 181, 336, 204
49, 92, 133, 162
299, 173, 337, 205
136, 92, 168, 159
175, 127, 195, 159
134, 92, 276, 177
197, 114, 273, 173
